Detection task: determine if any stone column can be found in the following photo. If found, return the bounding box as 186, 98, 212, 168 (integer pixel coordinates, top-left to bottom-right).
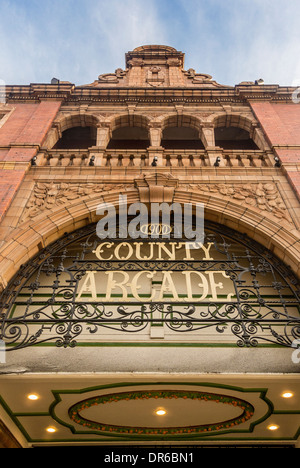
96, 123, 111, 148
201, 123, 215, 148
94, 123, 111, 166
149, 123, 163, 147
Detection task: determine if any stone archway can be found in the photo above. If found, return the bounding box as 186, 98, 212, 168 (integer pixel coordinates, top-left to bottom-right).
0, 183, 299, 294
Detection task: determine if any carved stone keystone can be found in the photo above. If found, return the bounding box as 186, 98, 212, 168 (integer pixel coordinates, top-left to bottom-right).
134, 173, 179, 203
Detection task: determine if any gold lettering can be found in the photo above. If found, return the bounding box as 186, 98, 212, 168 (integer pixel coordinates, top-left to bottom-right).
105, 271, 130, 301
77, 271, 98, 301
114, 242, 133, 260
93, 242, 114, 261
157, 242, 179, 260
130, 271, 156, 301
200, 242, 214, 260
134, 242, 155, 260
182, 271, 209, 302
206, 271, 234, 302
92, 240, 216, 262
157, 271, 179, 301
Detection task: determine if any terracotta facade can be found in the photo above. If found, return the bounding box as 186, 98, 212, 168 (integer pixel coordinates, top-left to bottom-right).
0, 45, 299, 448
0, 45, 299, 289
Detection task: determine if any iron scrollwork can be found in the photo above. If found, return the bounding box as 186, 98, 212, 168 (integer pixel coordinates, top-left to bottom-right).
0, 222, 300, 350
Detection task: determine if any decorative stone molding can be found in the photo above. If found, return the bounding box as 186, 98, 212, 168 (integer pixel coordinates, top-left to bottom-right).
135, 173, 179, 203
98, 69, 127, 84
21, 182, 130, 221
181, 182, 292, 224
146, 67, 166, 87
21, 179, 292, 227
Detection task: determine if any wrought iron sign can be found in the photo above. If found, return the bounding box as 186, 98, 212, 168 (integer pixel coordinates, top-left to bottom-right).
0, 221, 300, 351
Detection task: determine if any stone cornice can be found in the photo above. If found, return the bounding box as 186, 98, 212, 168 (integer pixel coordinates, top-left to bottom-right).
4, 83, 297, 105
4, 83, 75, 103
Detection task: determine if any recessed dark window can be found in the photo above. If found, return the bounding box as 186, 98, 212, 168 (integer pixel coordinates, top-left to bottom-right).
161, 126, 205, 149
215, 126, 258, 150
107, 126, 150, 149
53, 126, 97, 149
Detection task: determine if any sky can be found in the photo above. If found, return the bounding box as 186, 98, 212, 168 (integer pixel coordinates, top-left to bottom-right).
0, 0, 300, 87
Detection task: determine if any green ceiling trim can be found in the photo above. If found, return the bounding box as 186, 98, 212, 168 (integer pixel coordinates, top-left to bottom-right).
49, 382, 274, 442
68, 390, 255, 437
6, 341, 284, 349
1, 381, 299, 444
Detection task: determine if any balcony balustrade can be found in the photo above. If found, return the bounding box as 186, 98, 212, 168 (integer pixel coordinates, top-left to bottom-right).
35, 148, 275, 169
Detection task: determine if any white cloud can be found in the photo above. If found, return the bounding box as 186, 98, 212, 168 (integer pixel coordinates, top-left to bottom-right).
173, 0, 300, 86
88, 0, 168, 75
0, 0, 299, 86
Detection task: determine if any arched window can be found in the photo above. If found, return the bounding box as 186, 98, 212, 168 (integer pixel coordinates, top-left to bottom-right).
107, 126, 150, 149
215, 126, 259, 150
53, 126, 97, 149
162, 126, 205, 149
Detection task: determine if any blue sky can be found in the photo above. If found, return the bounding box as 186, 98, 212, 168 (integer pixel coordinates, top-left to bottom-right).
0, 0, 300, 87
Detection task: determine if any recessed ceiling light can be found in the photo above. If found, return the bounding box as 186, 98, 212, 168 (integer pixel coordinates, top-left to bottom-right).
268, 424, 279, 431
282, 392, 294, 399
46, 427, 57, 433
27, 394, 39, 401
156, 409, 167, 416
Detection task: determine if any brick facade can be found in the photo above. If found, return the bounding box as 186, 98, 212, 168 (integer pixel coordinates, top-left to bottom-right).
250, 101, 300, 201
0, 46, 299, 448
0, 101, 61, 222
0, 46, 299, 281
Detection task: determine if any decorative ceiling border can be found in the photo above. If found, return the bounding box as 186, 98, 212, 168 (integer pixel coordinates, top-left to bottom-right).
68, 389, 255, 437
1, 381, 299, 445
49, 382, 298, 442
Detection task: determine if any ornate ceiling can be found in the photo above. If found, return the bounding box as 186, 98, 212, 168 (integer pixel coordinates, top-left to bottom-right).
0, 374, 299, 447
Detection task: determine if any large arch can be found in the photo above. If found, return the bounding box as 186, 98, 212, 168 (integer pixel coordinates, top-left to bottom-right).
209, 112, 267, 151
43, 113, 102, 150
54, 113, 101, 133
159, 113, 205, 149
160, 113, 203, 133
106, 114, 152, 149
211, 113, 256, 133
109, 113, 151, 133
1, 217, 300, 350
0, 186, 299, 294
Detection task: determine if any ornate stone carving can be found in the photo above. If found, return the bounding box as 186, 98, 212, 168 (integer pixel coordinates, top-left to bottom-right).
97, 68, 127, 84
21, 180, 292, 227
127, 58, 144, 68
135, 173, 179, 203
184, 69, 213, 83
22, 182, 129, 221
182, 182, 292, 223
167, 58, 182, 67
146, 66, 165, 87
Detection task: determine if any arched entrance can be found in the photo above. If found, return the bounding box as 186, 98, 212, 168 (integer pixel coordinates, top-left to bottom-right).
1, 219, 299, 352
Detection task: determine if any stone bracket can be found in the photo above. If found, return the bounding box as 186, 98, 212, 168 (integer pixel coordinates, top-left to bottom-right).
134, 173, 179, 203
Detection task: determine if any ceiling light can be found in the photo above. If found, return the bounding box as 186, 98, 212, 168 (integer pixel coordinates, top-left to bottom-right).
267, 424, 279, 431
46, 427, 57, 433
156, 409, 167, 416
282, 392, 294, 399
27, 394, 39, 401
